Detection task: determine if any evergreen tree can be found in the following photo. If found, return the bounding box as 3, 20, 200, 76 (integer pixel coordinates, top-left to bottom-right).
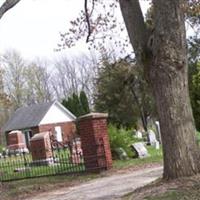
80, 90, 90, 114
62, 91, 90, 117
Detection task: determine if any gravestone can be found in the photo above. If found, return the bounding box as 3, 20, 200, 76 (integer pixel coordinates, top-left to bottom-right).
114, 147, 128, 160
155, 121, 162, 144
7, 130, 28, 153
148, 130, 157, 146
30, 132, 53, 165
131, 142, 149, 158
154, 140, 160, 149
135, 130, 143, 139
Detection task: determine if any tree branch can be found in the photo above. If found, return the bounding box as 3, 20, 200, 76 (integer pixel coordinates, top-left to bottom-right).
119, 0, 149, 64
0, 0, 21, 20
89, 0, 95, 17
84, 0, 92, 42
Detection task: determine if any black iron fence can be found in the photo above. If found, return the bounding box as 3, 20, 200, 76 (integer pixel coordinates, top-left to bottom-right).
0, 138, 106, 182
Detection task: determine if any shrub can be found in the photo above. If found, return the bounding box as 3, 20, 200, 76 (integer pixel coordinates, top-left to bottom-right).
0, 145, 5, 153
196, 131, 200, 144
108, 124, 142, 159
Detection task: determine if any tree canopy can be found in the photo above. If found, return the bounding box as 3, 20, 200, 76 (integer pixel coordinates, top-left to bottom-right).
94, 56, 155, 129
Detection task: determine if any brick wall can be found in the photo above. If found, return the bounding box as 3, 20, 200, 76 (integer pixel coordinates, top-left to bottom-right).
38, 121, 76, 142
5, 122, 76, 146
78, 113, 112, 172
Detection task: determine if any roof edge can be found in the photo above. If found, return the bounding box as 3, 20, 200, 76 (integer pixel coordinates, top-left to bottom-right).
54, 101, 77, 120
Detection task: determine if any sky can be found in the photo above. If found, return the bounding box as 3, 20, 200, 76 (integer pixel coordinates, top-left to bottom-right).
0, 0, 150, 61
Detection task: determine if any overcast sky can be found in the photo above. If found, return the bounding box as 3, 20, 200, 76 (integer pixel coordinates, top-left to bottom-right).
0, 0, 150, 60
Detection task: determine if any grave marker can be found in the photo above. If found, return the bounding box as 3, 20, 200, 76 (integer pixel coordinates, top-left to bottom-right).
155, 121, 162, 144
8, 130, 27, 151
131, 142, 149, 158
148, 130, 158, 146
30, 132, 53, 165
135, 130, 143, 139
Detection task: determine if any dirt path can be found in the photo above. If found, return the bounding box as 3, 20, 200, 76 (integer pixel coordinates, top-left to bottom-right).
25, 166, 163, 200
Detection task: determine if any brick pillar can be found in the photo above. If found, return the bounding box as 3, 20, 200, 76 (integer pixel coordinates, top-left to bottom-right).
78, 113, 112, 172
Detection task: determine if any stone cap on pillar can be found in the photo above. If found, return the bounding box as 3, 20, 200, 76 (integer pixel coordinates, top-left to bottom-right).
77, 112, 108, 121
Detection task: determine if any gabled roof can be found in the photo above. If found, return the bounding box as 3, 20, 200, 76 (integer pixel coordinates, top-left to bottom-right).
3, 101, 76, 132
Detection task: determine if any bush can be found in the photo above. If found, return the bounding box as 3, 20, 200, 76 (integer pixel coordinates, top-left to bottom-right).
196, 131, 200, 144
108, 124, 142, 159
0, 145, 5, 153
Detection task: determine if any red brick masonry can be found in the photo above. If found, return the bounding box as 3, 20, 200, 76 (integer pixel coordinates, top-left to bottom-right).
78, 113, 112, 172
38, 121, 76, 142
7, 130, 26, 150
30, 132, 53, 160
6, 122, 76, 146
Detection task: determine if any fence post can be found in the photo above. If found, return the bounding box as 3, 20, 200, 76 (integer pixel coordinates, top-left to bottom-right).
77, 113, 112, 172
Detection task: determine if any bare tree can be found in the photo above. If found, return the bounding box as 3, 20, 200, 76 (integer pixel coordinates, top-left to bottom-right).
25, 60, 53, 104
0, 1, 21, 137
52, 54, 97, 104
2, 50, 27, 109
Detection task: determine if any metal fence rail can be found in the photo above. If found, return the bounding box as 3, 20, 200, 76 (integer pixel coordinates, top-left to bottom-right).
0, 147, 85, 182
0, 139, 106, 182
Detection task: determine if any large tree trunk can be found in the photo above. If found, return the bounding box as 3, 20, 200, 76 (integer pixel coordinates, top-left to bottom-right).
149, 0, 200, 179
119, 0, 200, 179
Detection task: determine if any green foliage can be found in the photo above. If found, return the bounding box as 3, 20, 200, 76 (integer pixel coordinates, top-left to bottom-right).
72, 93, 84, 117
188, 35, 200, 130
196, 131, 200, 144
62, 91, 90, 117
80, 91, 90, 114
108, 124, 141, 158
0, 145, 4, 153
94, 58, 155, 128
113, 146, 163, 169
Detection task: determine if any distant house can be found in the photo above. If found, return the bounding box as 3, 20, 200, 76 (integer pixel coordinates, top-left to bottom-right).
3, 101, 76, 147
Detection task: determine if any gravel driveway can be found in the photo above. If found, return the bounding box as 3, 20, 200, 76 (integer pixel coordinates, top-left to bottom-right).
25, 166, 163, 200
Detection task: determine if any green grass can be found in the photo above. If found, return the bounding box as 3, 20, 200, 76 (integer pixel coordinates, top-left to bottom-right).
143, 185, 200, 200
0, 146, 163, 181
0, 150, 85, 181
145, 191, 182, 200
113, 146, 163, 169
0, 145, 163, 200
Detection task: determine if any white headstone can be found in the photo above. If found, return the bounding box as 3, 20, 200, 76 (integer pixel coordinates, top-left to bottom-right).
155, 121, 162, 144
132, 142, 149, 158
154, 140, 160, 149
135, 130, 143, 139
148, 130, 157, 146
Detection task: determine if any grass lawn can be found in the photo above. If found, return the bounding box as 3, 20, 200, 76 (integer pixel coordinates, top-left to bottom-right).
0, 149, 85, 181
0, 146, 163, 200
113, 146, 163, 169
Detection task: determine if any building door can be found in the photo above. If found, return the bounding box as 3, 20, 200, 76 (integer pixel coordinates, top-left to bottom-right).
24, 130, 33, 147
55, 126, 62, 142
